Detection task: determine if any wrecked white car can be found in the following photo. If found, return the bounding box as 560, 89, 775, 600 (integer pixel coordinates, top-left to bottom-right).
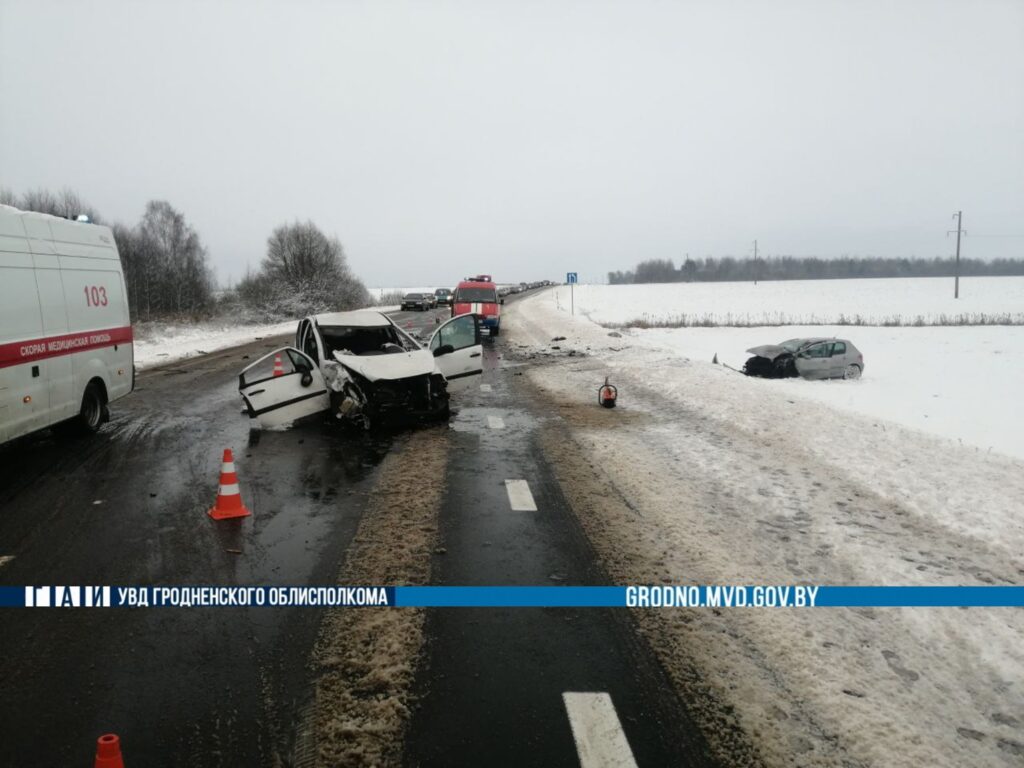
238, 311, 483, 429
743, 337, 864, 380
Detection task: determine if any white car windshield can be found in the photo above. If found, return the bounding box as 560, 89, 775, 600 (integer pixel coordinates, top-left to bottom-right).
320, 324, 407, 356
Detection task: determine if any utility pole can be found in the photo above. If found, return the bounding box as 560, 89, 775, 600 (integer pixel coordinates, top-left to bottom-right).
948, 211, 964, 299
753, 239, 759, 285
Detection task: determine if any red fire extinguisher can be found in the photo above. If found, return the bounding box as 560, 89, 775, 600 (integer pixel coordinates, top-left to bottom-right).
598, 376, 618, 408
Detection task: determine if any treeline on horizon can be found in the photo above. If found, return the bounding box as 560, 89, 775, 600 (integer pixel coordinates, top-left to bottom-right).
1, 186, 369, 322
608, 255, 1024, 284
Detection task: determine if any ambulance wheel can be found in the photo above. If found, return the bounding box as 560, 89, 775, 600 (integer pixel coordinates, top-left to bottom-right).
76, 383, 109, 434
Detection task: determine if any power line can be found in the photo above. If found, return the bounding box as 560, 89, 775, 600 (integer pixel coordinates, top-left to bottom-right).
962, 233, 1024, 238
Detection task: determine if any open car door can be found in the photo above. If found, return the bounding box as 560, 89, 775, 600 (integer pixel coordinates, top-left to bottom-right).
238, 347, 330, 429
428, 314, 483, 393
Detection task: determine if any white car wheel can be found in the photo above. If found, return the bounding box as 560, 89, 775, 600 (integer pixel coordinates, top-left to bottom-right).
843, 364, 862, 380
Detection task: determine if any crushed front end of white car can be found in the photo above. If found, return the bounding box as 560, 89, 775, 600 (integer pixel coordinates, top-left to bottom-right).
320, 349, 450, 428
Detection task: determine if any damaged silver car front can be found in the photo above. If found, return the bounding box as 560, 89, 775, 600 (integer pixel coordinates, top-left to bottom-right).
743, 338, 864, 380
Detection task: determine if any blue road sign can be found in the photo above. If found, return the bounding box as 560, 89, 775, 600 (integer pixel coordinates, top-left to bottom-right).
567, 272, 578, 284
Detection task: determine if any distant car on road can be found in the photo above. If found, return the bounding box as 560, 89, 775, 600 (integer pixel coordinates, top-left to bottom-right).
433, 288, 452, 306
401, 293, 431, 311
743, 338, 864, 380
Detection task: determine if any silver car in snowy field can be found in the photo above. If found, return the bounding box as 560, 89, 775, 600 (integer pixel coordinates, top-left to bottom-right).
743, 337, 864, 380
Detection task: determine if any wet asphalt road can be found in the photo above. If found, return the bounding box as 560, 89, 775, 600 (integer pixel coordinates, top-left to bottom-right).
404, 342, 713, 767
0, 296, 713, 767
0, 329, 401, 765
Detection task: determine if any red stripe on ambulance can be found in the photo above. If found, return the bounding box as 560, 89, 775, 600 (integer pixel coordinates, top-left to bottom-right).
0, 326, 134, 369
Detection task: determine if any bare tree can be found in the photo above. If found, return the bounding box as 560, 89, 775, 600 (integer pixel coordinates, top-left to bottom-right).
19, 188, 60, 215
253, 220, 369, 315
6, 186, 375, 321
12, 187, 103, 222
54, 188, 103, 222
137, 200, 215, 316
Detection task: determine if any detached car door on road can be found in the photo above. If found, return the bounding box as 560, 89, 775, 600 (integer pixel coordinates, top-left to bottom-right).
428, 314, 482, 392
238, 348, 329, 429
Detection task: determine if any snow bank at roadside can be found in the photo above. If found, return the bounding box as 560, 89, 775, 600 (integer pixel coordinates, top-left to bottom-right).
507, 289, 1024, 767
133, 319, 295, 369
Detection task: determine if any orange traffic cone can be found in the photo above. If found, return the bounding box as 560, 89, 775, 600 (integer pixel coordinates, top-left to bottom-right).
272, 353, 285, 377
208, 448, 251, 520
94, 734, 124, 768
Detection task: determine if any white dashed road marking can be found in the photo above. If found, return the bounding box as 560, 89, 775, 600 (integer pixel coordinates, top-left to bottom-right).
487, 416, 505, 429
0, 556, 13, 569
563, 692, 639, 768
504, 479, 537, 511
480, 383, 492, 392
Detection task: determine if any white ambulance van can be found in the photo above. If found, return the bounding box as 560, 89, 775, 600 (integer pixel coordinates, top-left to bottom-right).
0, 205, 133, 445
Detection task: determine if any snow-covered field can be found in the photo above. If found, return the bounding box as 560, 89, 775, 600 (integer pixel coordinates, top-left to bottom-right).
507, 290, 1024, 767
556, 276, 1024, 326
631, 324, 1024, 459
545, 283, 1024, 459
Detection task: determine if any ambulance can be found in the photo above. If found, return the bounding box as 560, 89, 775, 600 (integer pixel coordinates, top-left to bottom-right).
451, 276, 503, 336
0, 205, 133, 445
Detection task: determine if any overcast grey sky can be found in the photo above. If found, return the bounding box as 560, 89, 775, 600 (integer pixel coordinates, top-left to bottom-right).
2, 0, 1022, 286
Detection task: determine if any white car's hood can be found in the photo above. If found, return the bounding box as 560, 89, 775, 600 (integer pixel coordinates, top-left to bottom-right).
332, 349, 436, 382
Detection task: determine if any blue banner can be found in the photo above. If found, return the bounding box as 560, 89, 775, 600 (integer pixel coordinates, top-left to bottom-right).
2, 585, 1023, 608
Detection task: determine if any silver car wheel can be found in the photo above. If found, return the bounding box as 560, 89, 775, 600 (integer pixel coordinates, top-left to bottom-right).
844, 364, 862, 380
